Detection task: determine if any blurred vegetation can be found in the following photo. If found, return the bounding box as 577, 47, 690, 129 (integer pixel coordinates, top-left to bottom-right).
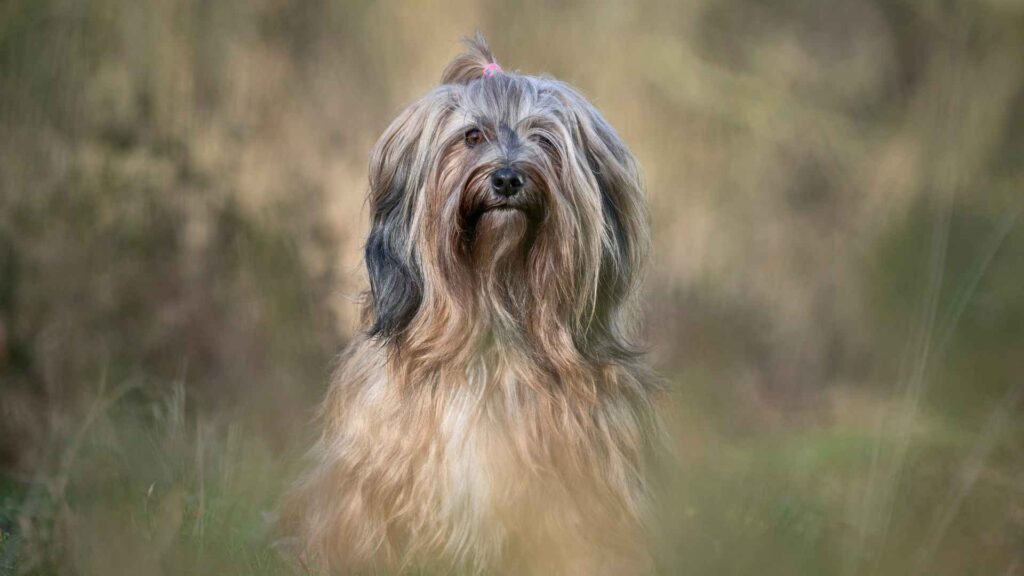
1, 0, 1022, 574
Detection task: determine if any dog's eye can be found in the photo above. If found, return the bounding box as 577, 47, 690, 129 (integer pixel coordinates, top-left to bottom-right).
533, 134, 555, 151
464, 128, 484, 148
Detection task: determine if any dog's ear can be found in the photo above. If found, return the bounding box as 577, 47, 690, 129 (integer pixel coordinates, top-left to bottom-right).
441, 32, 499, 85
364, 100, 435, 341
364, 213, 420, 341
573, 99, 651, 332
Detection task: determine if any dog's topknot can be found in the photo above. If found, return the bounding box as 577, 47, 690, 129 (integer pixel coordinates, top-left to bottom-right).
441, 33, 500, 85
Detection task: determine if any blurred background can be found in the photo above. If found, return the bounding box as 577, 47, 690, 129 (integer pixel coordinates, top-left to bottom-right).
1, 1, 1022, 574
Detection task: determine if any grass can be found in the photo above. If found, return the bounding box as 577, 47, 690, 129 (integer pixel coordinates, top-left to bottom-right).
657, 384, 1024, 576
1, 382, 295, 576
1, 377, 1021, 575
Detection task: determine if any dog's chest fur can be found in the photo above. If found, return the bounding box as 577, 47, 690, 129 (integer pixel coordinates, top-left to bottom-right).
298, 340, 652, 574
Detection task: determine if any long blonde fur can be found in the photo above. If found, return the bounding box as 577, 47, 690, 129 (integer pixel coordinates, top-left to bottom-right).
280, 35, 661, 576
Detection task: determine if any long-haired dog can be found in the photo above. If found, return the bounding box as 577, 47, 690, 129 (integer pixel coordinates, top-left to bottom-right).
280, 35, 661, 575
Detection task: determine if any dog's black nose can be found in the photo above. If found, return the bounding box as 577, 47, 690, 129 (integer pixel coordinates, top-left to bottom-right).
490, 167, 525, 197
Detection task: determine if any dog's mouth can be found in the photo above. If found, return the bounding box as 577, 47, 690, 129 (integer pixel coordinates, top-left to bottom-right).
478, 204, 524, 215
465, 198, 538, 230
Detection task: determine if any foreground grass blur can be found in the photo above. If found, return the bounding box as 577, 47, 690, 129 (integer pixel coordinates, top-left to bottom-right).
2, 375, 1021, 575
2, 384, 292, 575
1, 0, 1022, 574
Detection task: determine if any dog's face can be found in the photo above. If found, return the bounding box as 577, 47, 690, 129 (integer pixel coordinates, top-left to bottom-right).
363, 37, 648, 365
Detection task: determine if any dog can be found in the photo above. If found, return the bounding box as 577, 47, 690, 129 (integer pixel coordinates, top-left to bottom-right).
280, 34, 661, 575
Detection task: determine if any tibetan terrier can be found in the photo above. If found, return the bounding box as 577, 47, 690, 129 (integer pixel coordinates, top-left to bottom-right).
281, 35, 661, 575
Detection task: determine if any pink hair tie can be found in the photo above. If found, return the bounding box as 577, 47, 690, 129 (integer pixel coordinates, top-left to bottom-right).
482, 63, 503, 78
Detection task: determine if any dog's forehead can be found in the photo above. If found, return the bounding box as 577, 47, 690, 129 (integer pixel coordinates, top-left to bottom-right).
453, 74, 556, 125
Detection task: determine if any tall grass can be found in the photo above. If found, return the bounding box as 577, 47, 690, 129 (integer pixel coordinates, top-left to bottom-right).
4, 381, 294, 575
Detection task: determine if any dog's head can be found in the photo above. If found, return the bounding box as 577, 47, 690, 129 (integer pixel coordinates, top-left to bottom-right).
363, 34, 649, 365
